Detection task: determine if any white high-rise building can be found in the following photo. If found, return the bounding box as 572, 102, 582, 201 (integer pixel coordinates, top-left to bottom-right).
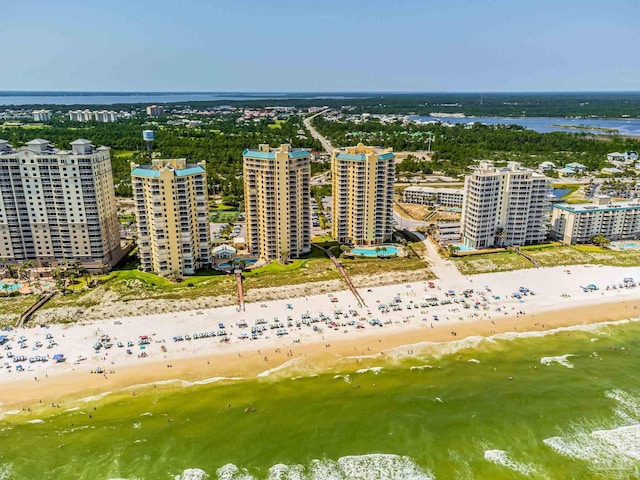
0, 139, 123, 272
68, 110, 118, 123
32, 110, 51, 122
460, 161, 550, 249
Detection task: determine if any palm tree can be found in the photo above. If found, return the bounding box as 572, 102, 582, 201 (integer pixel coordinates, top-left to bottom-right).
279, 250, 289, 265
494, 227, 507, 247
6, 264, 18, 280
447, 244, 461, 257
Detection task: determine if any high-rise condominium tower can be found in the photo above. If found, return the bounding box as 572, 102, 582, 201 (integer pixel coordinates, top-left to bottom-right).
131, 159, 210, 276
243, 144, 311, 261
0, 138, 123, 272
331, 143, 395, 245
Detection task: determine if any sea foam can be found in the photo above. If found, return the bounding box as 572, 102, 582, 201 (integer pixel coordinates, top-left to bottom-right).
483, 449, 537, 477
176, 468, 209, 480
540, 354, 576, 368
257, 358, 301, 378
355, 367, 383, 375
208, 454, 433, 479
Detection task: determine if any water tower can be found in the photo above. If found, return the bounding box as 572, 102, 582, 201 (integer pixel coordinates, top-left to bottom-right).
142, 130, 154, 155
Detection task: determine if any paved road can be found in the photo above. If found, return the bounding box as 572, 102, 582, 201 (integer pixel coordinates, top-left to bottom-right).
304, 110, 333, 154
393, 210, 428, 231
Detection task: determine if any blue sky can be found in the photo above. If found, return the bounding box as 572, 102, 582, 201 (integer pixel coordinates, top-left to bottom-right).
2, 0, 639, 92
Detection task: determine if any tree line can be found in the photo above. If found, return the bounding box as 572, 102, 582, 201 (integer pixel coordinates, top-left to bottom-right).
0, 115, 322, 199
313, 117, 640, 176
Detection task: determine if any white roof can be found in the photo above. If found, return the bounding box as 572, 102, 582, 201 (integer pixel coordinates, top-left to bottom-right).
212, 244, 236, 254
233, 237, 245, 244
607, 152, 623, 156
26, 138, 50, 145
70, 138, 92, 145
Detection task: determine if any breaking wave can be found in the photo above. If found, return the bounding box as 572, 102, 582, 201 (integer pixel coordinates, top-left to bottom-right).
179, 454, 433, 479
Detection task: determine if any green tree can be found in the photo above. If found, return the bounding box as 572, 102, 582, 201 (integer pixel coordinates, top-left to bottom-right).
591, 234, 611, 247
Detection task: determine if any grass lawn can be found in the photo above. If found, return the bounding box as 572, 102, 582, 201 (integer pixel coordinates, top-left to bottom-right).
312, 235, 339, 250
114, 150, 136, 159
211, 209, 240, 223
453, 252, 534, 275
268, 120, 285, 129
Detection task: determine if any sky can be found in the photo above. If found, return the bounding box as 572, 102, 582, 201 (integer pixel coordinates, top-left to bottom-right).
2, 0, 640, 92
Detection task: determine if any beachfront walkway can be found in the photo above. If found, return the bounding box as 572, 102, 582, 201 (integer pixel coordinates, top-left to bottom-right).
414, 232, 465, 283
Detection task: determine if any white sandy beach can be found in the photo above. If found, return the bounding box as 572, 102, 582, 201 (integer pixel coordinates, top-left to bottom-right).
1, 262, 639, 409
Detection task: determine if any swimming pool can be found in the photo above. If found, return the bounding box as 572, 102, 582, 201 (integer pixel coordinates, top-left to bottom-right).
451, 243, 476, 252
218, 259, 258, 268
0, 282, 22, 292
351, 246, 399, 257
611, 241, 640, 251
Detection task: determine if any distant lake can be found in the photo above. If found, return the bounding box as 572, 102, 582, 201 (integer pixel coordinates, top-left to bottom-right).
0, 91, 358, 106
410, 115, 640, 136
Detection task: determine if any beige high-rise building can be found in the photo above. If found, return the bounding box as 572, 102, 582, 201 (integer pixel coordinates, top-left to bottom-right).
0, 138, 123, 272
131, 159, 210, 276
460, 161, 550, 249
146, 105, 164, 117
331, 143, 395, 245
243, 144, 311, 261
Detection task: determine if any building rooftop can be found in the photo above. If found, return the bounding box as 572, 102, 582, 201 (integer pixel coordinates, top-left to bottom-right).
131, 159, 206, 178
404, 186, 464, 195
554, 200, 640, 213
243, 145, 309, 160
333, 143, 394, 161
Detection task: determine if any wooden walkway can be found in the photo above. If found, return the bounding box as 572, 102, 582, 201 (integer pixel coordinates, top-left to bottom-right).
234, 270, 245, 311
16, 293, 55, 328
315, 244, 366, 308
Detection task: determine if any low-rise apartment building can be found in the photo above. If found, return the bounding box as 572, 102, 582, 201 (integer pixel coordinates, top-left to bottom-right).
402, 186, 464, 207
550, 196, 640, 244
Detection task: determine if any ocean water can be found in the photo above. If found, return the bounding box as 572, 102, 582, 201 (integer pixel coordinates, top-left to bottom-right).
0, 92, 359, 106
2, 319, 640, 479
410, 115, 640, 136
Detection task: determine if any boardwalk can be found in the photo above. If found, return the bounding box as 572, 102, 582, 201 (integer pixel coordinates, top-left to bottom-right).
330, 255, 367, 308
234, 270, 245, 311
314, 244, 367, 308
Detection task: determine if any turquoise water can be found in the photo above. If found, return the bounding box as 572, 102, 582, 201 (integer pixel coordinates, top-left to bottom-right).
611, 241, 640, 251
2, 319, 640, 479
218, 259, 258, 268
352, 246, 399, 257
452, 243, 475, 252
0, 282, 21, 292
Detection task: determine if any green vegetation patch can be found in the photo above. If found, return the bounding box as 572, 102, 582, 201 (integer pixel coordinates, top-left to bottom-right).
342, 256, 434, 278
242, 259, 339, 290
530, 245, 640, 268
453, 252, 534, 275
